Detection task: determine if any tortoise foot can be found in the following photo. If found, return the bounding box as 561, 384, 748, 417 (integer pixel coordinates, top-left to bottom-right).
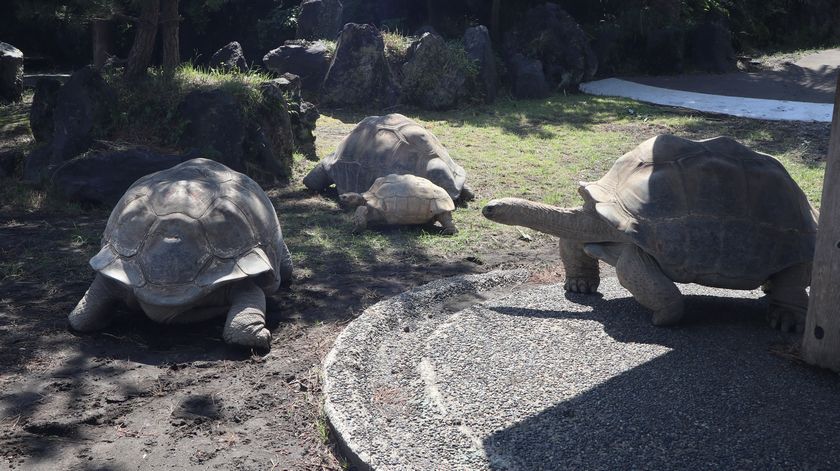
564, 277, 600, 294
224, 323, 272, 350
650, 301, 684, 326
767, 305, 805, 333
440, 226, 458, 236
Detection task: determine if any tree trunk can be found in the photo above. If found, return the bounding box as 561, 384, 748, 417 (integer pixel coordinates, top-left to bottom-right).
160, 0, 180, 72
802, 74, 840, 372
490, 0, 501, 41
125, 0, 160, 79
92, 19, 113, 68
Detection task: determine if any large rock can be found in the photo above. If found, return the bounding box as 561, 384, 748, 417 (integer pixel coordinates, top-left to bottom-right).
290, 101, 319, 160
0, 149, 24, 178
508, 53, 549, 99
645, 28, 685, 74
591, 27, 623, 76
296, 0, 343, 40
0, 42, 23, 103
22, 145, 52, 184
504, 3, 597, 91
263, 41, 331, 94
177, 89, 245, 172
177, 85, 295, 185
51, 146, 189, 205
210, 41, 248, 72
401, 33, 468, 110
29, 78, 62, 143
273, 73, 319, 160
463, 25, 497, 103
247, 80, 296, 182
320, 23, 398, 107
687, 22, 737, 73
50, 66, 116, 164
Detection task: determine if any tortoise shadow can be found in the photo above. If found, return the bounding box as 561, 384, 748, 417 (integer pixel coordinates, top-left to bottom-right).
481, 288, 840, 469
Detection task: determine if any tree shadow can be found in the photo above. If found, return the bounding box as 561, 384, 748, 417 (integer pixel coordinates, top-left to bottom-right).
320, 91, 635, 141
481, 291, 840, 470
626, 62, 838, 104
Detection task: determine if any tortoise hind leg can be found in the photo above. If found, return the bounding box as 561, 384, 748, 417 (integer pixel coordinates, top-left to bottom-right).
615, 245, 684, 326
224, 280, 271, 349
559, 239, 600, 294
765, 263, 810, 333
68, 274, 123, 332
437, 211, 458, 235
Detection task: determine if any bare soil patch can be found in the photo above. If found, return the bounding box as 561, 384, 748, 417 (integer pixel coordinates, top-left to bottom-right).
0, 143, 561, 470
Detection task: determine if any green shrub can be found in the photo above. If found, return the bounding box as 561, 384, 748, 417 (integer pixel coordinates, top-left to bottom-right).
105, 64, 274, 148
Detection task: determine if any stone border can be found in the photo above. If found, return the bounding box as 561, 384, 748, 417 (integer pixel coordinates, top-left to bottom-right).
580, 78, 833, 122
322, 269, 530, 470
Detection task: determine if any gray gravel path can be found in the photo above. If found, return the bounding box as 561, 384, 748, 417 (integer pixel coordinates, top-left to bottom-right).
324, 271, 840, 470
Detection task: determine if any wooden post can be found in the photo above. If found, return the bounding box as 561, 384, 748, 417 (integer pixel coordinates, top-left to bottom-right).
803, 74, 840, 371
92, 18, 112, 69
125, 0, 160, 79
490, 0, 501, 41
160, 0, 180, 72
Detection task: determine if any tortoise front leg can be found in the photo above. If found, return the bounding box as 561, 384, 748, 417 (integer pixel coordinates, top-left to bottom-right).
765, 263, 810, 333
437, 211, 458, 235
223, 280, 271, 349
68, 273, 123, 332
559, 239, 600, 294
615, 245, 684, 326
351, 206, 369, 233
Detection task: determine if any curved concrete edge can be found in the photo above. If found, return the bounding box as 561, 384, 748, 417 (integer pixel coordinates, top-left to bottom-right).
580, 78, 833, 122
322, 269, 531, 471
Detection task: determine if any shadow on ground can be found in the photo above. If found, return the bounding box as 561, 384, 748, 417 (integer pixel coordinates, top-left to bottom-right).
483, 293, 840, 470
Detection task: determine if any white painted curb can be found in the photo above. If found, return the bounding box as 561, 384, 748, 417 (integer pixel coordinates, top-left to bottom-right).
580, 78, 834, 122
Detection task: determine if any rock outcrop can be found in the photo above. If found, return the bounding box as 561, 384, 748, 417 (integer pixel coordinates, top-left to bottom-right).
296, 0, 343, 40
0, 42, 23, 103
463, 25, 497, 103
51, 145, 189, 205
29, 78, 62, 143
504, 3, 597, 92
210, 41, 248, 72
320, 23, 398, 107
400, 33, 468, 110
263, 41, 332, 94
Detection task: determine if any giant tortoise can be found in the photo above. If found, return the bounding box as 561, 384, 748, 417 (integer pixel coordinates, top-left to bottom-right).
339, 174, 458, 234
68, 158, 293, 349
303, 113, 474, 202
482, 135, 818, 331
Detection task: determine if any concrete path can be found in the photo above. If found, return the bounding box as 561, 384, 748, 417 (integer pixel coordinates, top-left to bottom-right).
324, 270, 840, 470
580, 49, 840, 122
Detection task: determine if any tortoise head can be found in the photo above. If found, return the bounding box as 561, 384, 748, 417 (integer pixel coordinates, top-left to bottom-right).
339, 192, 367, 208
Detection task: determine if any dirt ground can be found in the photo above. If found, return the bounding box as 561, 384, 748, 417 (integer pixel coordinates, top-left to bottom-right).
0, 126, 563, 470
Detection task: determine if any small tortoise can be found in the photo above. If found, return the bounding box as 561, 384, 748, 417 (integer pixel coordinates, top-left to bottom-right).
483, 135, 818, 331
303, 113, 474, 202
68, 158, 293, 349
340, 174, 458, 234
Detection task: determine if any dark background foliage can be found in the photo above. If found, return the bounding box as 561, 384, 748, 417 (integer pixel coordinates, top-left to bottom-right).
3, 0, 840, 72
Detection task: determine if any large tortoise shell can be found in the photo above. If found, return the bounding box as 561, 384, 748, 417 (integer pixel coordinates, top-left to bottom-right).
320, 113, 467, 200
363, 174, 455, 224
580, 135, 817, 282
89, 158, 291, 306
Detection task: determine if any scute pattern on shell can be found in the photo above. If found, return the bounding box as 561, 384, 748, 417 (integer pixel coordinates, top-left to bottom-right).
93, 158, 289, 306
580, 135, 817, 282
364, 174, 455, 225
319, 113, 467, 199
